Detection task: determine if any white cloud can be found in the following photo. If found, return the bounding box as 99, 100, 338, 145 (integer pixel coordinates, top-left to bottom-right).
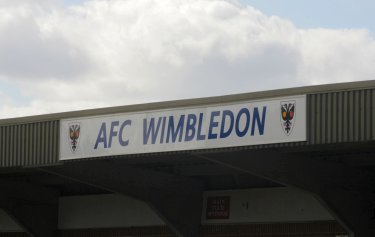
298, 28, 375, 84
0, 0, 375, 118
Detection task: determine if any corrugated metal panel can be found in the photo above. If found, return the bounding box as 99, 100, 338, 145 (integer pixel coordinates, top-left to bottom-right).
0, 120, 59, 167
307, 88, 375, 145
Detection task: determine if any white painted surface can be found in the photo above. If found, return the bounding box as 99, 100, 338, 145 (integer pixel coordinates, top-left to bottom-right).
58, 194, 164, 229
60, 95, 306, 160
57, 187, 333, 229
202, 187, 334, 224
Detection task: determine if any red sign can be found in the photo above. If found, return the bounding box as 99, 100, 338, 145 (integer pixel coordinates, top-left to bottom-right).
206, 196, 230, 219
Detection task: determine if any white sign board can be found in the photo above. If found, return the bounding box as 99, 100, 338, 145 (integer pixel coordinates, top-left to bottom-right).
60, 95, 306, 160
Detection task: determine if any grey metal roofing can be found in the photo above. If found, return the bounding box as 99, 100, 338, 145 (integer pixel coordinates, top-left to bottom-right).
1, 80, 375, 167
1, 80, 375, 125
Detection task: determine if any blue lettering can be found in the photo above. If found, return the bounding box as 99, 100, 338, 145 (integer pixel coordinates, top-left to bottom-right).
159, 117, 167, 144
94, 122, 107, 149
185, 114, 197, 142
108, 121, 119, 148
220, 110, 234, 138
197, 113, 206, 140
119, 120, 131, 146
251, 106, 267, 135
208, 111, 220, 139
166, 115, 185, 143
143, 117, 162, 144
235, 108, 250, 137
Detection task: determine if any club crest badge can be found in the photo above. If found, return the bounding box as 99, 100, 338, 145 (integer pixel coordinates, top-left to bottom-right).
68, 123, 80, 153
280, 101, 296, 136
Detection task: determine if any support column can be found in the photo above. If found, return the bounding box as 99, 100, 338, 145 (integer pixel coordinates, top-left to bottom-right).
195, 150, 375, 237
44, 160, 204, 237
0, 179, 59, 237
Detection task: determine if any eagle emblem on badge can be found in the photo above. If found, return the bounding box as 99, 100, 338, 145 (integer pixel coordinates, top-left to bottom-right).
68, 123, 80, 153
280, 101, 296, 136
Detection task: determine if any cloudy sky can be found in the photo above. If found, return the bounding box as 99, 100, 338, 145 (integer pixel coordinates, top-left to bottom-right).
0, 0, 374, 118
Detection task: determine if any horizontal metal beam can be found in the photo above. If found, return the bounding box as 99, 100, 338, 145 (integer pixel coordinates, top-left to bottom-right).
0, 179, 58, 237
0, 179, 58, 204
